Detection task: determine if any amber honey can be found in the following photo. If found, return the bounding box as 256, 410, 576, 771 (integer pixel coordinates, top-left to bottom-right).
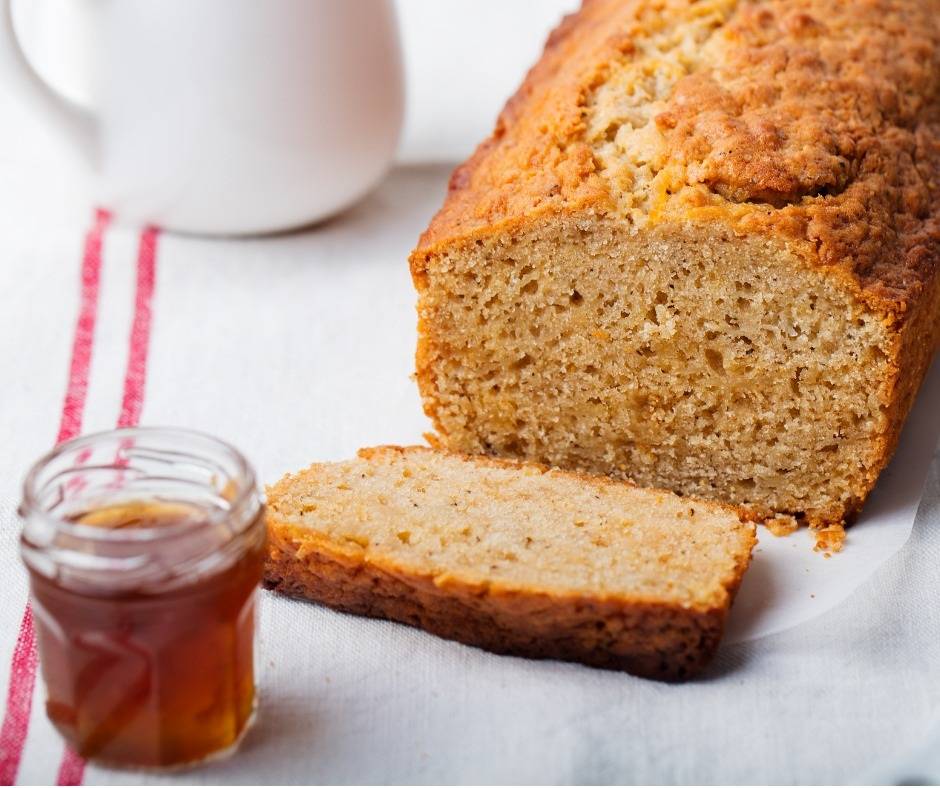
21, 429, 265, 771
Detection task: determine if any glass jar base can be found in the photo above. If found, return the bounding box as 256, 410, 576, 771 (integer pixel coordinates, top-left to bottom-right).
75, 698, 258, 775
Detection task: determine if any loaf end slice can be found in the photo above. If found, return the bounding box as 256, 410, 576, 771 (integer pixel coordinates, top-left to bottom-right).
264, 446, 756, 680
410, 0, 940, 527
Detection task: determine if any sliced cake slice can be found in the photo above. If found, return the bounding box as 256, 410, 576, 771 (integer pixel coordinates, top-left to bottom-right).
264, 446, 756, 680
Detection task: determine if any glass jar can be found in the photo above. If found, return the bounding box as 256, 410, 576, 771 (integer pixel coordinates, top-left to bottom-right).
19, 427, 265, 771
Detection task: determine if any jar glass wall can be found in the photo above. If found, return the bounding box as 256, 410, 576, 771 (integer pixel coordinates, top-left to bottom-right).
19, 427, 265, 771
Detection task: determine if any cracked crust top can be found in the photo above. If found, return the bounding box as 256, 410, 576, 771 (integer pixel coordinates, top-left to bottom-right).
412, 0, 940, 317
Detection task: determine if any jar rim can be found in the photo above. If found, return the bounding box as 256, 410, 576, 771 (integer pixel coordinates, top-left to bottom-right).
20, 426, 261, 544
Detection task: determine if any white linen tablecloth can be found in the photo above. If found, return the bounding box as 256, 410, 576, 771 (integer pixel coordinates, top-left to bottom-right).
0, 159, 938, 786
2, 2, 940, 783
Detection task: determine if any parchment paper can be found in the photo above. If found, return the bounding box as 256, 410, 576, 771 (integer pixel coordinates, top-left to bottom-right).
726, 360, 940, 643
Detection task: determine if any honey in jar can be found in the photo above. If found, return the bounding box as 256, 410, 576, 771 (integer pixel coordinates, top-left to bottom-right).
20, 428, 266, 770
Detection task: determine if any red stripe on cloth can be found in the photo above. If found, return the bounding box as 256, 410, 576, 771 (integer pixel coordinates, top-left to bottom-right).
55, 748, 84, 786
57, 225, 160, 786
56, 209, 111, 444
0, 208, 111, 786
0, 608, 38, 787
117, 226, 159, 429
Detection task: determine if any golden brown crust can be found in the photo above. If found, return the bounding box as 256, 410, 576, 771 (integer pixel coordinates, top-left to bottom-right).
264, 518, 750, 681
869, 248, 940, 498
410, 0, 940, 314
409, 0, 614, 271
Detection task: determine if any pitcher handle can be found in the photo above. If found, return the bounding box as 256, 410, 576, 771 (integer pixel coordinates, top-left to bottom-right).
0, 0, 96, 164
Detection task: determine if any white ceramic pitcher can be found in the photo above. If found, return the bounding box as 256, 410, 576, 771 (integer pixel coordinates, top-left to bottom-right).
0, 0, 404, 235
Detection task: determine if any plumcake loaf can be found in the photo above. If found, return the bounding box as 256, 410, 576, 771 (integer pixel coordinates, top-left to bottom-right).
264, 446, 755, 680
409, 0, 940, 527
